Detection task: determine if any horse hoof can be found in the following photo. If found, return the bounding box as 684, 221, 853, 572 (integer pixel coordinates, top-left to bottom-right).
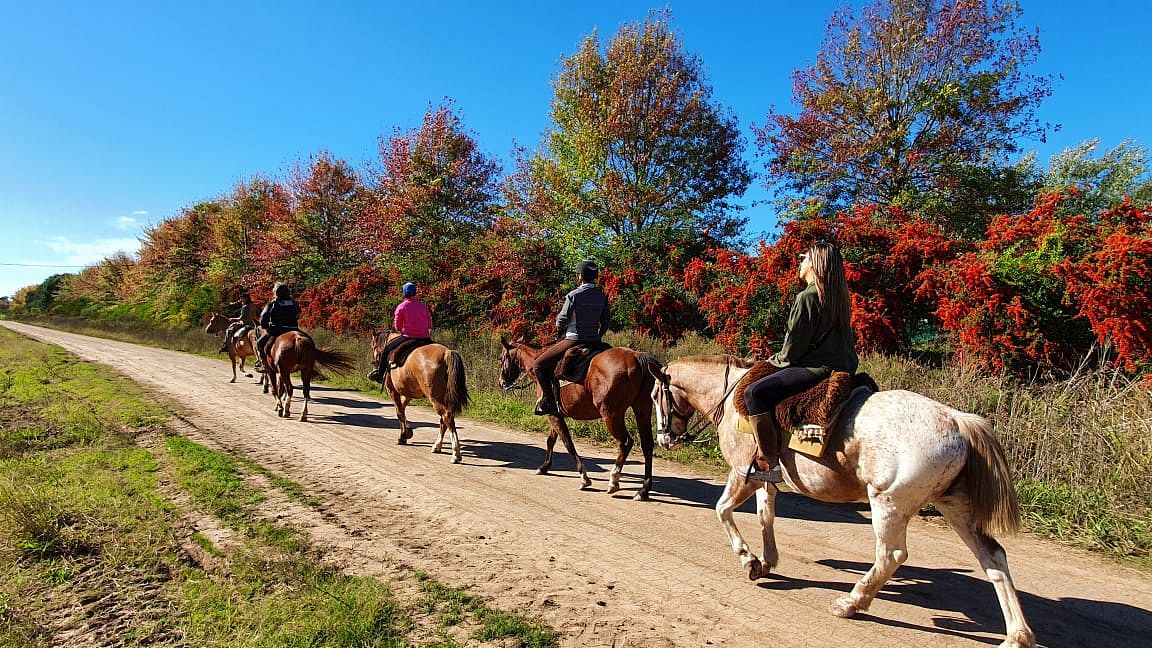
300, 415, 307, 422
432, 446, 442, 454
244, 373, 253, 378
452, 456, 462, 464
397, 437, 408, 446
829, 597, 858, 618
229, 378, 236, 384
632, 490, 650, 502
606, 483, 621, 495
536, 467, 549, 475
581, 475, 593, 489
746, 557, 763, 581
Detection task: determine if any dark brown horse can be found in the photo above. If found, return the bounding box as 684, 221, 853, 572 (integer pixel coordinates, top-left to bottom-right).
370, 331, 470, 462
202, 312, 259, 382
498, 338, 663, 500
263, 331, 356, 421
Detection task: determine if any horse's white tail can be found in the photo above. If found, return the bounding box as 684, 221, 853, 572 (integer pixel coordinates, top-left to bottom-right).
953, 412, 1022, 536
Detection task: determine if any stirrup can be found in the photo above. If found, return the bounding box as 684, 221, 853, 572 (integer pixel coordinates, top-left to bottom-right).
746, 459, 783, 483
533, 398, 561, 417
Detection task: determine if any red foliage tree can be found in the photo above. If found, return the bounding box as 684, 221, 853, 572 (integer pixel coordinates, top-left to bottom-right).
1056, 200, 1152, 371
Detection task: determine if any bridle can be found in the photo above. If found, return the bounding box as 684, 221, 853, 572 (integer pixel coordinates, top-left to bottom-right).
657, 355, 740, 445
499, 345, 534, 392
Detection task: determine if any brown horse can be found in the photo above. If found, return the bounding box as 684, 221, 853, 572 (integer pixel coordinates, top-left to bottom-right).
263, 331, 356, 421
498, 338, 664, 500
202, 312, 258, 382
370, 331, 470, 462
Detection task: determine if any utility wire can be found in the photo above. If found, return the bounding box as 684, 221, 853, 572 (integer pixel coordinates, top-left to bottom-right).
0, 262, 88, 268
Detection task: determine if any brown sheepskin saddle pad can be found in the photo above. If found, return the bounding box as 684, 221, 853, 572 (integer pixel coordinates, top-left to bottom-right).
733, 362, 879, 432
388, 337, 434, 368
555, 341, 613, 384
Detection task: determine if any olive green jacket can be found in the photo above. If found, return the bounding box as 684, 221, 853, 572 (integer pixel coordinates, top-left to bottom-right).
768, 283, 859, 375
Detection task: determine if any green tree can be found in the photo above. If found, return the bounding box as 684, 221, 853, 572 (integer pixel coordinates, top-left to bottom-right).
510, 9, 752, 263
757, 0, 1052, 235
1039, 139, 1152, 216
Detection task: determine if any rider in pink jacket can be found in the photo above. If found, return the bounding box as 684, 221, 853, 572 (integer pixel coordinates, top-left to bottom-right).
368, 282, 433, 382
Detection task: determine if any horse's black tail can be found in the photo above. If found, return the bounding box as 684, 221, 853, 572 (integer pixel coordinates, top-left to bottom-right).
443, 350, 470, 414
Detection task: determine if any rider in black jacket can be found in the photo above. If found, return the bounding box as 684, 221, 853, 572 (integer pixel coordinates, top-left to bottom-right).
255, 282, 300, 369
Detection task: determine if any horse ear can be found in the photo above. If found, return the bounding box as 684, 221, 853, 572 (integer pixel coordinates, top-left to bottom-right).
500, 334, 512, 350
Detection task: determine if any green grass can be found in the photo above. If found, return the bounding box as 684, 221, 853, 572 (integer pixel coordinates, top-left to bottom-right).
0, 327, 561, 646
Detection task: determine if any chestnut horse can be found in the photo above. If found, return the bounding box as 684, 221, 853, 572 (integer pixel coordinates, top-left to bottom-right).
499, 338, 664, 500
263, 331, 356, 421
202, 312, 258, 383
651, 355, 1035, 648
369, 331, 470, 462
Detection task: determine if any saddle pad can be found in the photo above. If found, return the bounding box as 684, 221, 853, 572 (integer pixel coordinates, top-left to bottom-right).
555, 341, 612, 384
733, 362, 873, 430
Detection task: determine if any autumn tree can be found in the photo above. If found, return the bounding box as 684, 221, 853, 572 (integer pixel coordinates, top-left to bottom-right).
136, 202, 222, 323
757, 0, 1052, 236
208, 177, 280, 289
511, 9, 752, 261
250, 153, 367, 289
366, 103, 502, 279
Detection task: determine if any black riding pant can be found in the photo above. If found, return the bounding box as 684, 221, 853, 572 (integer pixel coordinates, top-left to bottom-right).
743, 366, 826, 418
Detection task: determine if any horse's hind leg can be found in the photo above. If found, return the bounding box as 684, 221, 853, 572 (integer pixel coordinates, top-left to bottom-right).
279, 370, 293, 418
716, 469, 774, 579
229, 353, 238, 383
299, 372, 310, 422
602, 410, 633, 495
934, 495, 1036, 648
830, 489, 913, 618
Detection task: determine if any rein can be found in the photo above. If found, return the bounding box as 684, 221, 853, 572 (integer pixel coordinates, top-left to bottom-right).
666, 355, 740, 445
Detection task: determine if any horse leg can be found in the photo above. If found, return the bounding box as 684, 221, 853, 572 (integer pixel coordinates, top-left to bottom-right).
279, 369, 293, 418
934, 496, 1036, 648
299, 371, 310, 422
632, 401, 655, 502
229, 352, 238, 383
446, 414, 461, 464
603, 410, 633, 495
716, 468, 772, 579
830, 489, 914, 618
392, 387, 413, 444
552, 417, 591, 488
537, 425, 558, 475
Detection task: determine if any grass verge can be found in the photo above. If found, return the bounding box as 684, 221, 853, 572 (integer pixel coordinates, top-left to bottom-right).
0, 326, 559, 646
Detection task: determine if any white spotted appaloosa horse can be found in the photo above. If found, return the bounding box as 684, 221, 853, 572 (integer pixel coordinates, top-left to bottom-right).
652, 355, 1035, 648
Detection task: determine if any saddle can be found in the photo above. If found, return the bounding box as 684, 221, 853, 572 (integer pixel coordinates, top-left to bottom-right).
387, 337, 434, 369
555, 341, 613, 384
734, 362, 879, 457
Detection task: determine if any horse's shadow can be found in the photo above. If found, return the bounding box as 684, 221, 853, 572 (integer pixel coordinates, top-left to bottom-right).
762, 558, 1151, 648
310, 395, 382, 409
465, 437, 611, 475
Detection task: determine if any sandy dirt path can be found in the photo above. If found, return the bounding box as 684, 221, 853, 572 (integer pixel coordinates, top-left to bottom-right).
4, 321, 1151, 647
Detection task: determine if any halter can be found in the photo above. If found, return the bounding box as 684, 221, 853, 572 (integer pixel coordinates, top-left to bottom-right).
499, 345, 535, 392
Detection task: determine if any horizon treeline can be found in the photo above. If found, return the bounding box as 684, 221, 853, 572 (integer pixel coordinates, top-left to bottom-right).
11, 3, 1152, 379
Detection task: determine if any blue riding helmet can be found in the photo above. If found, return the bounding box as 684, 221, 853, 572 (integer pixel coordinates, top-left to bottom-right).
402, 282, 417, 297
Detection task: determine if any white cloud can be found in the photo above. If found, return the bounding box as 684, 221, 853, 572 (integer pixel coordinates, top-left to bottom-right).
131, 210, 149, 216
40, 236, 141, 266
114, 215, 139, 230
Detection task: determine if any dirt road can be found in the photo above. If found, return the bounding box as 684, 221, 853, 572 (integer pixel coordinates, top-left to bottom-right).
5, 321, 1151, 647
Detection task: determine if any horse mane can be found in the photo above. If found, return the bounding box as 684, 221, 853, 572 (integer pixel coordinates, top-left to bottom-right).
679, 354, 757, 369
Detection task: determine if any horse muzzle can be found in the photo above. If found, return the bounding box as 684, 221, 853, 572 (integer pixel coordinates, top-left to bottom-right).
657, 432, 677, 450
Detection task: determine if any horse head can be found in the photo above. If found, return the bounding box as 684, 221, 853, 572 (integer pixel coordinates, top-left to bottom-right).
650, 362, 695, 450
369, 329, 392, 369
203, 312, 229, 335
498, 336, 525, 391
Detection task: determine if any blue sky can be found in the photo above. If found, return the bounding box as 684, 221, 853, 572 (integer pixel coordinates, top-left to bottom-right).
1, 1, 1149, 298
